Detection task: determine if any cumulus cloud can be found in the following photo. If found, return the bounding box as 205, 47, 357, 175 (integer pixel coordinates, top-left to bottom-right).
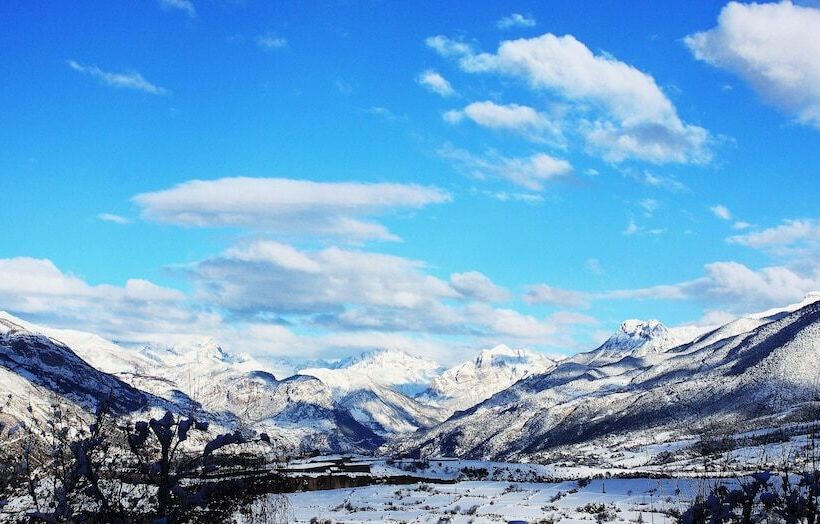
685, 1, 820, 129
711, 204, 732, 220
0, 257, 213, 343
523, 284, 588, 308
417, 69, 456, 97
185, 240, 581, 346
450, 271, 511, 302
438, 144, 572, 191
497, 13, 536, 30
428, 33, 711, 163
444, 100, 562, 142
67, 60, 168, 95
158, 0, 195, 17
133, 177, 451, 242
0, 255, 584, 363
191, 240, 458, 315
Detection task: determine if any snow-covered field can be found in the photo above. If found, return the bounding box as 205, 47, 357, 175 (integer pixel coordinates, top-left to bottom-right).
248, 477, 702, 523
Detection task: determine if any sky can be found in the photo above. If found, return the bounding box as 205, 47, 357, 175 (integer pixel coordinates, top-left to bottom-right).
0, 1, 819, 365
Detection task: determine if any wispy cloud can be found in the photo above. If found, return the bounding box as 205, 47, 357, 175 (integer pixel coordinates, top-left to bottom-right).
97, 213, 131, 225
158, 0, 195, 18
439, 144, 572, 191
523, 284, 588, 308
67, 60, 167, 95
496, 13, 536, 30
256, 34, 287, 50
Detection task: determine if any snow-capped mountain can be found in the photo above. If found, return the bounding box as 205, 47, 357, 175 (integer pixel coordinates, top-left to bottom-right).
387, 295, 820, 461
570, 319, 684, 366
300, 349, 442, 396
0, 312, 382, 453
299, 349, 447, 435
418, 345, 558, 414
0, 315, 154, 422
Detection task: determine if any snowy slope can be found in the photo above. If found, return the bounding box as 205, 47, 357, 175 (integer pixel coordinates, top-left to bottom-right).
418, 345, 557, 414
388, 297, 820, 461
0, 316, 152, 417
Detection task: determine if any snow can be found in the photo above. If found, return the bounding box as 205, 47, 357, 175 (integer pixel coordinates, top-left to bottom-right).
300, 349, 442, 396
244, 477, 700, 523
419, 345, 556, 413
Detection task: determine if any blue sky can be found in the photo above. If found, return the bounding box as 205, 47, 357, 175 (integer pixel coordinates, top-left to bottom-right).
1, 1, 818, 364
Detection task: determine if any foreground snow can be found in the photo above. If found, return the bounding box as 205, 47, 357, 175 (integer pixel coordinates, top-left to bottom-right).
244, 477, 702, 523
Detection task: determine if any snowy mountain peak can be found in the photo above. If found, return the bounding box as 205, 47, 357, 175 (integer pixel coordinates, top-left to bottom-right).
299, 348, 442, 397
335, 348, 440, 371
572, 318, 681, 365
473, 345, 552, 369
618, 319, 666, 338
420, 345, 556, 413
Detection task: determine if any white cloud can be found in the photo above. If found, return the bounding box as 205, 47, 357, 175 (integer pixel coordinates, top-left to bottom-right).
685, 1, 820, 129
417, 69, 455, 97
0, 255, 585, 363
133, 177, 451, 242
67, 60, 167, 95
497, 13, 536, 30
187, 240, 577, 347
631, 171, 688, 192
425, 35, 474, 58
0, 257, 213, 343
439, 144, 571, 191
256, 34, 287, 50
97, 213, 130, 225
484, 191, 543, 203
450, 271, 510, 302
711, 204, 732, 220
428, 33, 711, 163
732, 221, 752, 230
622, 219, 664, 237
158, 0, 195, 17
444, 100, 562, 141
604, 260, 820, 313
523, 284, 588, 308
727, 218, 820, 257
191, 241, 459, 315
466, 303, 558, 341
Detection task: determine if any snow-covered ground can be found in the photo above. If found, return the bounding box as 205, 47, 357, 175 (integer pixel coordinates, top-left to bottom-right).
244, 477, 704, 523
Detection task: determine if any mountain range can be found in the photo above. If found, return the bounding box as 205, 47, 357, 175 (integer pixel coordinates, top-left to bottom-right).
1, 292, 819, 460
